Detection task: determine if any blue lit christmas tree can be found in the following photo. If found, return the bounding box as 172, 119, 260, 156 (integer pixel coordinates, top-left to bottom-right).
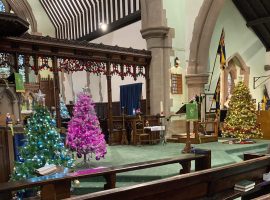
11, 91, 73, 181
60, 97, 70, 119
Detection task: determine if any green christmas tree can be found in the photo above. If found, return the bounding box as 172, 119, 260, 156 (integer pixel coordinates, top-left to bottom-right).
11, 105, 74, 181
222, 81, 262, 141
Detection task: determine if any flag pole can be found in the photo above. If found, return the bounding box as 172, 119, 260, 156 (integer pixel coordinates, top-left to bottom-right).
208, 29, 224, 91
208, 52, 218, 91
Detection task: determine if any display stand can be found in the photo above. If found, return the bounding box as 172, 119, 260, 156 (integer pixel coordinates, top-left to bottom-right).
182, 121, 192, 153
182, 103, 198, 153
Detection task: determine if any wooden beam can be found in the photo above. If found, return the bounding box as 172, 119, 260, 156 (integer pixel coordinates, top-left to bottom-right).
1, 35, 151, 61
106, 62, 113, 145
247, 16, 270, 27
52, 56, 61, 128
0, 47, 149, 66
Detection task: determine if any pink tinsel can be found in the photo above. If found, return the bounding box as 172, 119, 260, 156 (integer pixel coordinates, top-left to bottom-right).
66, 93, 107, 160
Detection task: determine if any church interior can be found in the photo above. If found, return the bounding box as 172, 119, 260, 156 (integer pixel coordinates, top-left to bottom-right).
1, 0, 270, 199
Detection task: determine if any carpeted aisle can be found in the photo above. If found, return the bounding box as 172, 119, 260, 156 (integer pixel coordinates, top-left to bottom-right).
72, 139, 270, 195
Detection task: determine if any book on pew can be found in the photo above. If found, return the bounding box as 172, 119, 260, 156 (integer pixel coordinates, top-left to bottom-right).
234, 185, 254, 192
36, 164, 58, 176
234, 180, 255, 192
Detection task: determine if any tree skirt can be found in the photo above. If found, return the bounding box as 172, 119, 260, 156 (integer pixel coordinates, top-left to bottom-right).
222, 139, 255, 144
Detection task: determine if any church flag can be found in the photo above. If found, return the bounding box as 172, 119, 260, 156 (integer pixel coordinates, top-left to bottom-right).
217, 29, 226, 69
15, 73, 25, 92
263, 85, 270, 110
186, 103, 199, 121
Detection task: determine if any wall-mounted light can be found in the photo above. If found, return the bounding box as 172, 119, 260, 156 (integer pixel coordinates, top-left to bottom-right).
99, 23, 108, 32
174, 57, 180, 68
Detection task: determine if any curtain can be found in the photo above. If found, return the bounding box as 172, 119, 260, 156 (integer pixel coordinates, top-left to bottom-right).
120, 83, 142, 115
13, 133, 25, 161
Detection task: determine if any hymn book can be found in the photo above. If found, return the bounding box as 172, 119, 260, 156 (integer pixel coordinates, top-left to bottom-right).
234, 180, 255, 192
36, 164, 58, 176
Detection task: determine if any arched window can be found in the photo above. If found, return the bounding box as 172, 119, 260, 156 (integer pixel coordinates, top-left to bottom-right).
18, 55, 26, 82
0, 0, 5, 12
0, 53, 11, 78
227, 72, 232, 96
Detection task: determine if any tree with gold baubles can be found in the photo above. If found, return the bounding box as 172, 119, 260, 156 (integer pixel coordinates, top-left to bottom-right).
222, 81, 262, 141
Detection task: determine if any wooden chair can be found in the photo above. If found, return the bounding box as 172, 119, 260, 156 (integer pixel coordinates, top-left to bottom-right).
135, 120, 150, 145
110, 116, 123, 145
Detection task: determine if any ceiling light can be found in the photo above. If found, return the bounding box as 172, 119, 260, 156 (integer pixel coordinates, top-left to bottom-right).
99, 23, 108, 31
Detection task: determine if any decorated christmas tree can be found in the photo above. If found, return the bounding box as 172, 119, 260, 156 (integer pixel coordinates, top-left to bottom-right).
60, 97, 70, 119
11, 104, 73, 181
222, 81, 262, 141
66, 92, 106, 162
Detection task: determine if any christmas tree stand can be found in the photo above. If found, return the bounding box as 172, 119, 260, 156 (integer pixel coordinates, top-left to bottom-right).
222, 139, 255, 144
75, 154, 94, 169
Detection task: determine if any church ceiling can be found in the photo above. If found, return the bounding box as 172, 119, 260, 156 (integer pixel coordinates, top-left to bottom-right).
233, 0, 270, 51
39, 0, 141, 41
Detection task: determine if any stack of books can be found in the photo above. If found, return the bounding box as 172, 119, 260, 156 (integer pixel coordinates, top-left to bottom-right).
234, 180, 255, 192
36, 164, 58, 176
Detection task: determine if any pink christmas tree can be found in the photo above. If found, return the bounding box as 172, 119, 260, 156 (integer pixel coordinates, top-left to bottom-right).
66, 93, 106, 162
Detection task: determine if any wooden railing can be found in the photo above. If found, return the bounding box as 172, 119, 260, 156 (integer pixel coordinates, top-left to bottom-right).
0, 149, 211, 200
65, 154, 270, 200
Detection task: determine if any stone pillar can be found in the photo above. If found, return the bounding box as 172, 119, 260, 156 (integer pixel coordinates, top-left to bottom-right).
186, 74, 209, 100
140, 0, 173, 116
141, 27, 172, 115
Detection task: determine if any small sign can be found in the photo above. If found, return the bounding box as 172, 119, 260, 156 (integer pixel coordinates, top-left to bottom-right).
15, 73, 25, 92
186, 103, 198, 121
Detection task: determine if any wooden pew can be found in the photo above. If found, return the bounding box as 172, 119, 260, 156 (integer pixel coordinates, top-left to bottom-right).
252, 194, 270, 200
0, 149, 210, 200
64, 155, 270, 200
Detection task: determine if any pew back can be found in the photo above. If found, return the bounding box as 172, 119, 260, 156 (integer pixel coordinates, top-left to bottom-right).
65, 156, 270, 200
0, 150, 210, 200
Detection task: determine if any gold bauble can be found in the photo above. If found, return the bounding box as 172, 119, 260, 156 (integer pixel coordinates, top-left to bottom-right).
74, 179, 80, 186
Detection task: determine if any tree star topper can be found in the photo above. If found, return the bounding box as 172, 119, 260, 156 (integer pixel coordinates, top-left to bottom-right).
35, 89, 46, 103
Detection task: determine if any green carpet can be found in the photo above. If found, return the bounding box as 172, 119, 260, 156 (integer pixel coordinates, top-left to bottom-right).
72, 139, 270, 195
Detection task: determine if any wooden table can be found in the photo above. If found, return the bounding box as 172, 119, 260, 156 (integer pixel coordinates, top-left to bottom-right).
144, 126, 165, 144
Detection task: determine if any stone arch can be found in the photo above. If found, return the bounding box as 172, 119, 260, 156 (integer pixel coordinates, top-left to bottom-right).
224, 52, 250, 98
0, 87, 19, 117
21, 90, 36, 110
187, 0, 226, 99
0, 87, 17, 103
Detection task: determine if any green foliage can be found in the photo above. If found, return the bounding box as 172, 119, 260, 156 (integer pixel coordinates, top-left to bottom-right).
11, 106, 73, 181
222, 81, 262, 140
